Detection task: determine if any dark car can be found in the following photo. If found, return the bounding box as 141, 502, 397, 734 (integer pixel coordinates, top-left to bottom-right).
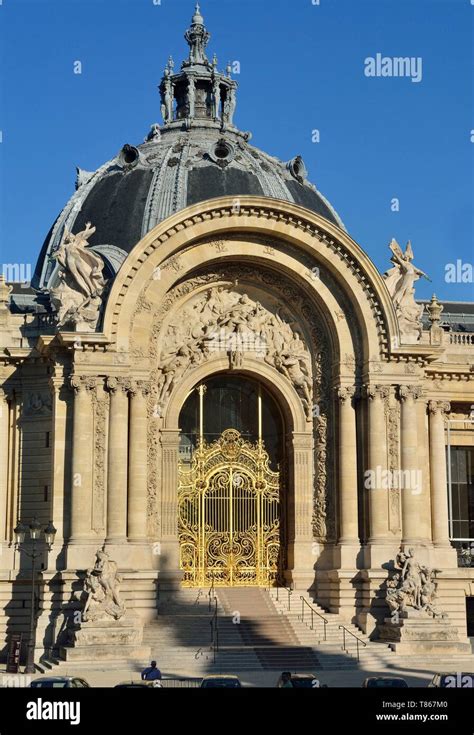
362, 677, 408, 688
30, 676, 90, 688
428, 673, 474, 688
200, 675, 242, 688
276, 672, 323, 688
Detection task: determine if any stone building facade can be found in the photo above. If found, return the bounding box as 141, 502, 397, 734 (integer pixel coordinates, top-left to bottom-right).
1, 6, 473, 661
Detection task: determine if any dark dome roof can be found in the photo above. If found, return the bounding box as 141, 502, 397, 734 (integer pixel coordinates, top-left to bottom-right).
32, 7, 344, 290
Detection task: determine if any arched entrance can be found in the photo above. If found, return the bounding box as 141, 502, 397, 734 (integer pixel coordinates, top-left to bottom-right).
177, 375, 285, 587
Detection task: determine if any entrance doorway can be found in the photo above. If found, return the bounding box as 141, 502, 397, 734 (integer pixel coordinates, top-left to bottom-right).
177, 375, 284, 587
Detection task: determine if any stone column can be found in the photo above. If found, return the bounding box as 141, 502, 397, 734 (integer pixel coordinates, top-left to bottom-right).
337, 386, 359, 544
429, 400, 451, 547
416, 394, 432, 541
399, 385, 426, 544
128, 381, 150, 542
48, 376, 71, 545
289, 431, 314, 589
160, 429, 182, 589
69, 377, 95, 541
366, 385, 390, 543
106, 378, 130, 543
0, 388, 10, 542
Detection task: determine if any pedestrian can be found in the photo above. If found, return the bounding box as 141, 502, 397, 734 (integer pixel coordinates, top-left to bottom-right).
141, 660, 162, 681
280, 671, 293, 688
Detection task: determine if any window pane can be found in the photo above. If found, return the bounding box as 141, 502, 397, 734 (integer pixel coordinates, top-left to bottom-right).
179, 375, 283, 468
449, 447, 474, 540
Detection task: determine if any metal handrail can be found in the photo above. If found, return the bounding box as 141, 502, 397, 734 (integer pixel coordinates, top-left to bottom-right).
299, 596, 328, 641
209, 597, 219, 664
208, 578, 215, 611
275, 582, 293, 611
338, 625, 367, 662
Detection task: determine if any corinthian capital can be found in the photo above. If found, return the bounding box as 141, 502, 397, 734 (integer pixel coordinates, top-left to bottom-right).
336, 385, 356, 403
428, 400, 451, 416
398, 384, 422, 402
365, 384, 390, 401
70, 376, 97, 394
106, 376, 133, 394
129, 380, 152, 398
70, 376, 84, 394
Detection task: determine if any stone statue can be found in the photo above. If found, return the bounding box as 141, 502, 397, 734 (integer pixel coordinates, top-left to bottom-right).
145, 123, 161, 142
187, 78, 195, 118
226, 87, 236, 125
223, 93, 231, 123
385, 547, 445, 619
49, 222, 106, 331
383, 239, 430, 344
79, 548, 125, 623
212, 78, 221, 119
161, 77, 173, 123
274, 334, 312, 418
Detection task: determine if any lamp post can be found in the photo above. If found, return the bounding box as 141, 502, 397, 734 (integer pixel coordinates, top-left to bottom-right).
14, 518, 57, 674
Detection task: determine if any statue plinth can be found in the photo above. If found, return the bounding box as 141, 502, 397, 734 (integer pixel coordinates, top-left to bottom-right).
61, 547, 150, 663
378, 612, 471, 655
60, 616, 150, 662
379, 546, 472, 655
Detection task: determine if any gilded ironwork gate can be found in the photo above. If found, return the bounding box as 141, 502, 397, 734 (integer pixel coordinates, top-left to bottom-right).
178, 429, 280, 587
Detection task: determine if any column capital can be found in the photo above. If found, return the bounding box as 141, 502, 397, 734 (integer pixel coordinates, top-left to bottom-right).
398, 384, 422, 402
160, 429, 181, 447
129, 380, 152, 398
70, 375, 97, 394
428, 400, 451, 416
335, 385, 357, 403
0, 386, 13, 402
292, 431, 314, 450
106, 376, 132, 394
49, 376, 71, 401
365, 384, 390, 401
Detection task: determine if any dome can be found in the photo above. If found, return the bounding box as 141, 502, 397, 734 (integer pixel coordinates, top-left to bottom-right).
32, 6, 344, 290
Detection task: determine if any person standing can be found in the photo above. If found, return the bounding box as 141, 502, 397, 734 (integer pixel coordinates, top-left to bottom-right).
141, 660, 162, 681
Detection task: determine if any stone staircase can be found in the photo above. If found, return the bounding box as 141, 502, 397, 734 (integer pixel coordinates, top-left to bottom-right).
144, 587, 320, 673
36, 586, 474, 677
269, 589, 474, 671
268, 590, 393, 669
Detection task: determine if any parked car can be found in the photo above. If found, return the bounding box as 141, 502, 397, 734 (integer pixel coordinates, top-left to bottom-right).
200, 675, 242, 688
115, 680, 162, 688
428, 673, 474, 688
276, 672, 324, 688
30, 676, 90, 688
362, 677, 408, 688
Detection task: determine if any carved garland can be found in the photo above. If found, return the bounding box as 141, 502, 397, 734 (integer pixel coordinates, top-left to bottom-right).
385, 393, 401, 533
91, 383, 107, 534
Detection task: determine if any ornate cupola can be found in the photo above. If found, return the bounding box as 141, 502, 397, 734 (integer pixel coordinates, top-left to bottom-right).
159, 3, 238, 131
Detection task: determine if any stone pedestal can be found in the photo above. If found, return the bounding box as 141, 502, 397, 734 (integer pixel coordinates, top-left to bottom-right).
60, 617, 150, 662
378, 611, 471, 655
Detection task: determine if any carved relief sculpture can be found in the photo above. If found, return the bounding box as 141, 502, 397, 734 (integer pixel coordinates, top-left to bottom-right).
154, 286, 313, 418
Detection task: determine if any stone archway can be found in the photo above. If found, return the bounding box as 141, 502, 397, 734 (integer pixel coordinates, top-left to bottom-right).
134, 258, 341, 590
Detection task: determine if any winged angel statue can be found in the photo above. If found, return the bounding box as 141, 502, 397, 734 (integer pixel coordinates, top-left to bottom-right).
49, 222, 106, 331
383, 239, 430, 343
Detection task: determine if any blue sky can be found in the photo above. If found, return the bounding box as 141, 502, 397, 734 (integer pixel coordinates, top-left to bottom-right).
0, 0, 473, 301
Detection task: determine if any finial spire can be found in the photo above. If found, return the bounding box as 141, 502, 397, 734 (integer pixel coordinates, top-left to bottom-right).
184, 2, 210, 66
192, 3, 203, 24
